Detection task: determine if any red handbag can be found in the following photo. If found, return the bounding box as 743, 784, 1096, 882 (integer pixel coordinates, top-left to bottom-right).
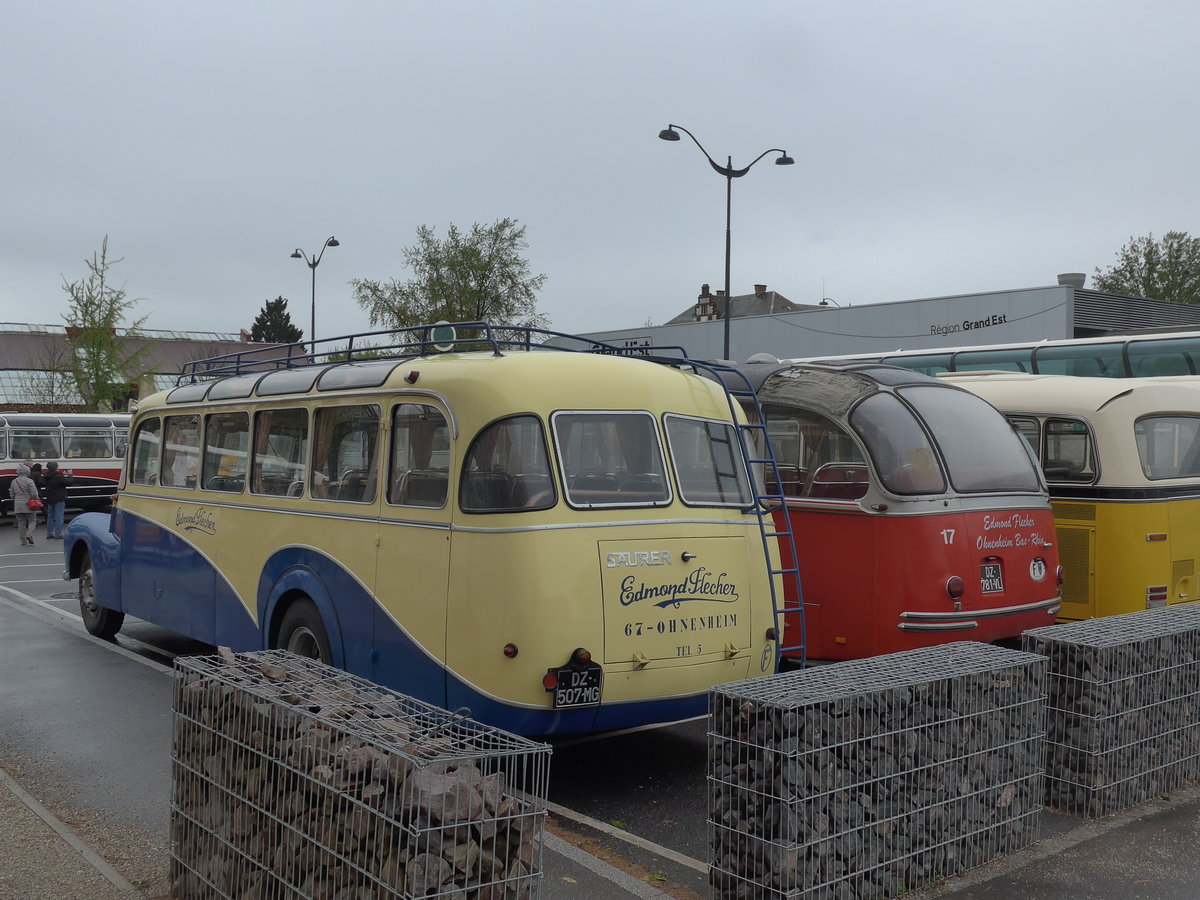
27, 498, 44, 511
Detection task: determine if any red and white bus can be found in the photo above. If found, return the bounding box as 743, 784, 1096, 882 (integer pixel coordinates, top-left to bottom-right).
0, 412, 130, 515
736, 358, 1063, 661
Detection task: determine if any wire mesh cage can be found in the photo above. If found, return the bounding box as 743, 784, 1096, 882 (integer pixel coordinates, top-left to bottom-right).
170, 649, 551, 899
1023, 605, 1200, 817
709, 641, 1046, 899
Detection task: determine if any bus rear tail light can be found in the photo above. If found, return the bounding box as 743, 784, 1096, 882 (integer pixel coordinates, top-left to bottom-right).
1147, 586, 1168, 609
945, 576, 965, 601
1056, 565, 1064, 587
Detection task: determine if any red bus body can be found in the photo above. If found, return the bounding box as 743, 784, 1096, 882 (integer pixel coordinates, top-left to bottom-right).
742, 361, 1062, 662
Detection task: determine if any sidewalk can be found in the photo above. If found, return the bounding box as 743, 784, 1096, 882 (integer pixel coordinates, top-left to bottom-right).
0, 766, 140, 899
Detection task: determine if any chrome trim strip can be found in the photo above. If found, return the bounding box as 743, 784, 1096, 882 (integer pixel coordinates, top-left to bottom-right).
899, 597, 1061, 623
897, 621, 979, 632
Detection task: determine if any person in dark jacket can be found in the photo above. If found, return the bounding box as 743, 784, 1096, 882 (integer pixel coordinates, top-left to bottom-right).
41, 461, 73, 539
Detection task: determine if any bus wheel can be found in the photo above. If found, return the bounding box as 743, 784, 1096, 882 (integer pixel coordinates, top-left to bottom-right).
78, 550, 125, 639
277, 600, 333, 663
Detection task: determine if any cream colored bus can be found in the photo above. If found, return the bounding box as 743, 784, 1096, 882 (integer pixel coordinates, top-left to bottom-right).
944, 372, 1200, 621
64, 324, 794, 735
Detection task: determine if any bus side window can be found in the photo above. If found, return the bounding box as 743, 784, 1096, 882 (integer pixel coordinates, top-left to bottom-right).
389, 403, 449, 508
161, 415, 201, 489
129, 418, 162, 485
202, 411, 249, 492
311, 404, 380, 503
251, 408, 308, 497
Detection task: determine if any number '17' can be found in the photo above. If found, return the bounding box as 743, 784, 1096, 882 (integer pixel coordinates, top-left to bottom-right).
941, 529, 955, 545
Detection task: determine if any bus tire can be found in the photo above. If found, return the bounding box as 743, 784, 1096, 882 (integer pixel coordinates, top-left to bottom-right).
78, 550, 124, 639
277, 600, 333, 663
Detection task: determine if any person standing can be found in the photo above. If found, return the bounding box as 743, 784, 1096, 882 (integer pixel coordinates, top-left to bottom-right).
41, 461, 73, 539
9, 464, 39, 545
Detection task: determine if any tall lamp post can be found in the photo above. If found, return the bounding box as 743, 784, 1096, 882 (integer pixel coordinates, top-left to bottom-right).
290, 236, 340, 349
658, 124, 793, 360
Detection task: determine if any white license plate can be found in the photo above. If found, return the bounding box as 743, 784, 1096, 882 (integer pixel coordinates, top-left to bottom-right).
981, 562, 1004, 594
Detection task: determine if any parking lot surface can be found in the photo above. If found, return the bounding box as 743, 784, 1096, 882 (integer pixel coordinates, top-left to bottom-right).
4, 537, 1200, 898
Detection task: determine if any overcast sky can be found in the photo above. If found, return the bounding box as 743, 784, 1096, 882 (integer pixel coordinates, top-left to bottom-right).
4, 1, 1198, 345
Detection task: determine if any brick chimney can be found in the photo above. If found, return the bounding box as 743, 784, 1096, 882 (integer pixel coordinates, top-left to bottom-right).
754, 284, 767, 296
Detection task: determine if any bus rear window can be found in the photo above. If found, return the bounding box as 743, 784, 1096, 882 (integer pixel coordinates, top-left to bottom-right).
553, 411, 670, 508
664, 414, 751, 507
1136, 415, 1200, 480
461, 415, 554, 512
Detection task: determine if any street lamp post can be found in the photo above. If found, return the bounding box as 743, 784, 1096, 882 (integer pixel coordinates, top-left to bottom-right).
290, 236, 340, 349
659, 124, 793, 360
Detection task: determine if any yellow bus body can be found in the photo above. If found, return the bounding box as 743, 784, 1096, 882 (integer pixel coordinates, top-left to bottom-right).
947, 373, 1200, 621
70, 345, 782, 734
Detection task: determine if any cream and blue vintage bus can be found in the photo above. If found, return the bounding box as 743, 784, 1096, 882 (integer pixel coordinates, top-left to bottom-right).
64, 324, 798, 736
945, 372, 1200, 622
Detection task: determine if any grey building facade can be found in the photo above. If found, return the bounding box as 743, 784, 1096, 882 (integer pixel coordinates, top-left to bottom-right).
581, 275, 1200, 362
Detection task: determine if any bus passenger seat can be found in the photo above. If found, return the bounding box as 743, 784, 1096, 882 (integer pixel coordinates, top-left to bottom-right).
461, 471, 512, 509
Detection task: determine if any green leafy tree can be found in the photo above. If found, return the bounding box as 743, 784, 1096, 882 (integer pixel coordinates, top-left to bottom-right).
250, 296, 304, 343
1093, 231, 1200, 304
350, 218, 549, 330
61, 236, 151, 411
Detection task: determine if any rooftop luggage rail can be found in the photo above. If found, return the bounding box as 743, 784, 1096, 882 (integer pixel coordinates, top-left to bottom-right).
175, 321, 692, 384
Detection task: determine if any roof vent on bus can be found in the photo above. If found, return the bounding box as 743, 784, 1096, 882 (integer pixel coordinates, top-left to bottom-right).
1057, 273, 1086, 289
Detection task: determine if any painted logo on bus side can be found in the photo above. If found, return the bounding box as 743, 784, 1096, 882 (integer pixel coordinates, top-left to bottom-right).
619, 567, 740, 608
176, 506, 216, 535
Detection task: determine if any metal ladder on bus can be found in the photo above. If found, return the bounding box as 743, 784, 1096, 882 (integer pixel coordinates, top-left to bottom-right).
647, 356, 807, 669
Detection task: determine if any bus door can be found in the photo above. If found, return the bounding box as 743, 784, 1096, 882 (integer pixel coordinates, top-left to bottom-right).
374, 401, 453, 707
121, 413, 218, 639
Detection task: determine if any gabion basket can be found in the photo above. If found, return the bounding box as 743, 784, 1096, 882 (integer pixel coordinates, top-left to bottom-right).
170, 649, 551, 899
1024, 605, 1200, 817
709, 641, 1046, 899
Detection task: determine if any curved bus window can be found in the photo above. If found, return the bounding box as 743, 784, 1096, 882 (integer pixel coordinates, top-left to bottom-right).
553, 411, 670, 509
664, 414, 749, 507
1136, 415, 1200, 479
462, 415, 555, 512
850, 393, 946, 495
389, 404, 451, 508
1043, 418, 1096, 483
251, 408, 308, 497
311, 404, 380, 503
764, 408, 867, 500
202, 412, 249, 492
161, 415, 201, 488
130, 418, 161, 485
900, 386, 1041, 492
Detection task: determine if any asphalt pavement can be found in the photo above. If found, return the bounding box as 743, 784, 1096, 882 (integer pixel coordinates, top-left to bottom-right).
4, 586, 1200, 899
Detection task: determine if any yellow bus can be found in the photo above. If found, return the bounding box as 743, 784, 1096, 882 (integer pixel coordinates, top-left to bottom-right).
64, 324, 795, 735
944, 372, 1200, 621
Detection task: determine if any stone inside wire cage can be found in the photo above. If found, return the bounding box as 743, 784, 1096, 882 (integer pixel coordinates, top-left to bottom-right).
169, 649, 550, 899
1024, 605, 1200, 818
709, 641, 1047, 899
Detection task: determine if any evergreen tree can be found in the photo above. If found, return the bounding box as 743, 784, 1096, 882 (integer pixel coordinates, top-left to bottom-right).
250, 296, 304, 343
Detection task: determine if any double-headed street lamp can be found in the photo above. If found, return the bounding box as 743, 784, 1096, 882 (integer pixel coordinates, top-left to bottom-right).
290, 236, 340, 348
658, 124, 793, 360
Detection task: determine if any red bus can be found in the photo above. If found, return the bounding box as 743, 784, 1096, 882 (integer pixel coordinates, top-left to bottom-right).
0, 413, 129, 515
738, 358, 1062, 660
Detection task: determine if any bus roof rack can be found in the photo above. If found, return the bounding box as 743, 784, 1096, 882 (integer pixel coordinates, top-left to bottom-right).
176, 322, 692, 384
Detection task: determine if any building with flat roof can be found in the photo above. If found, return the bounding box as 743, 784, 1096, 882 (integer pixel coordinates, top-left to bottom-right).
581, 274, 1200, 362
